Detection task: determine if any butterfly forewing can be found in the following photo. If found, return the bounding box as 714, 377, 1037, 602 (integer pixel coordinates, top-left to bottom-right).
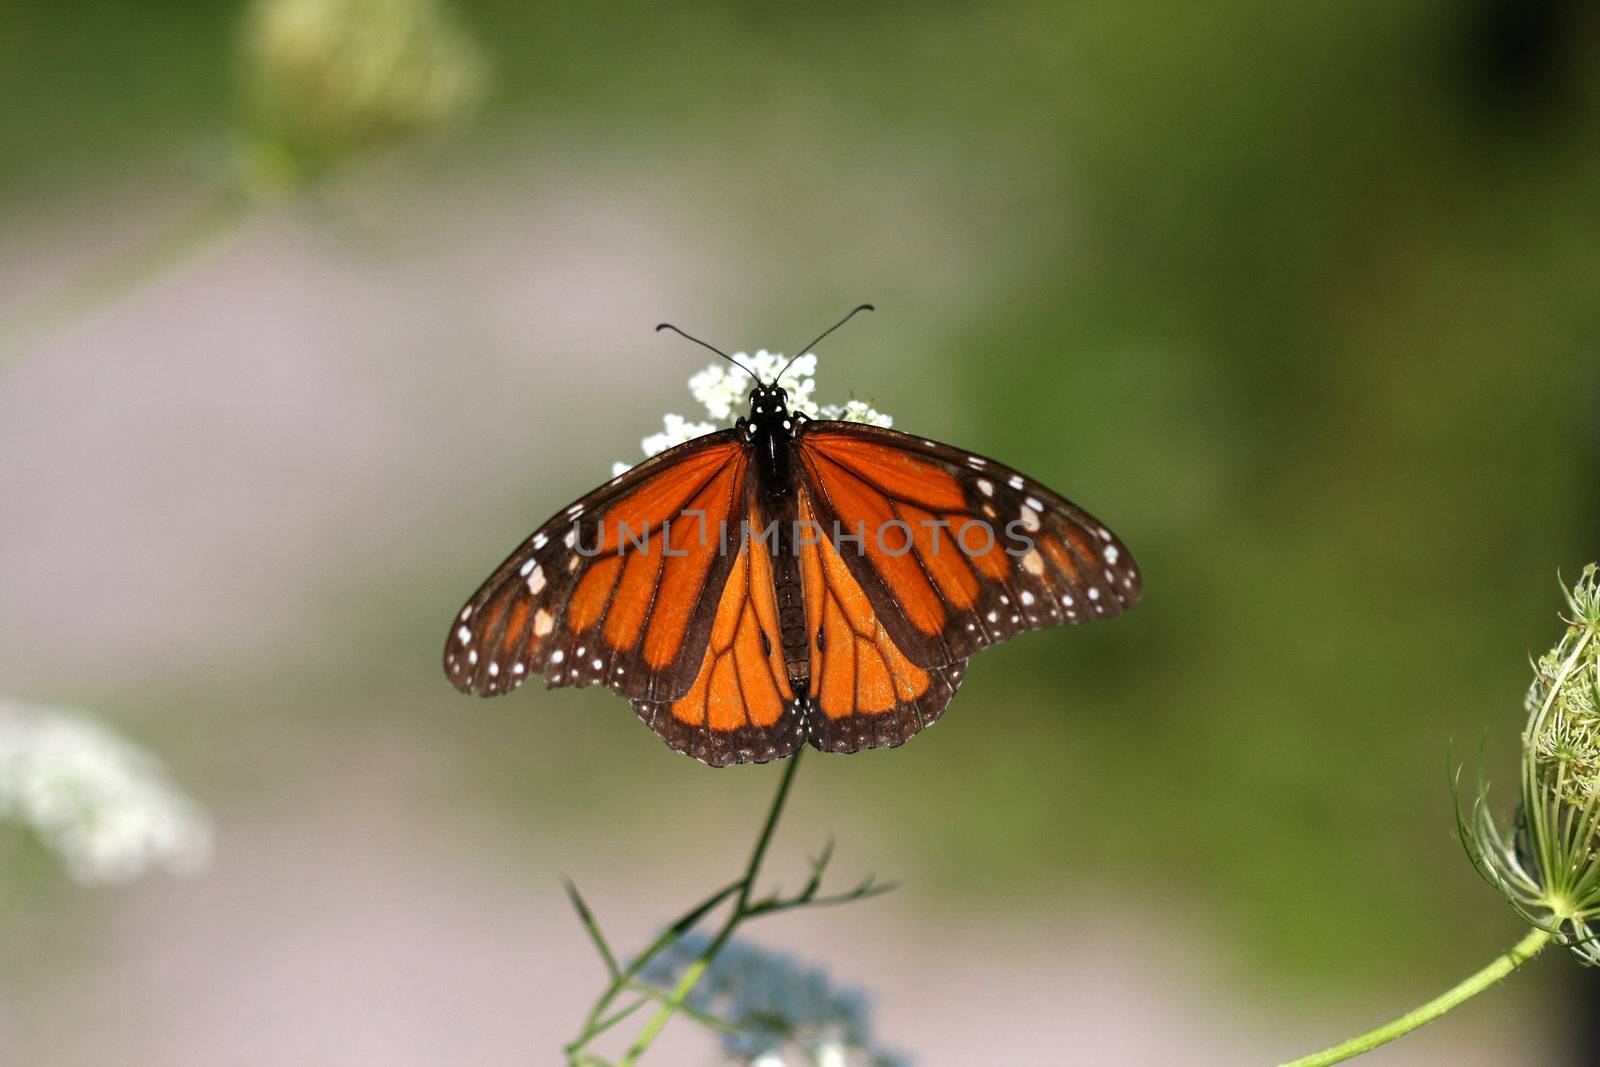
444, 431, 750, 704
795, 422, 1141, 670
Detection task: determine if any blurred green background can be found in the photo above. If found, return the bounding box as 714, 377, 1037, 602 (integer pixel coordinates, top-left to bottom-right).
2, 1, 1598, 1063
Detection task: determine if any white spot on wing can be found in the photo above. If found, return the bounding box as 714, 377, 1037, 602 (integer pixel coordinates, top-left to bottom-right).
977, 479, 994, 496
456, 626, 471, 644
534, 610, 554, 636
1008, 475, 1024, 490
1022, 550, 1045, 575
1019, 506, 1041, 532
526, 565, 546, 594
550, 649, 565, 663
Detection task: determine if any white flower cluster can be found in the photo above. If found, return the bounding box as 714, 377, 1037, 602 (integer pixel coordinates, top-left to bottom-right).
0, 701, 213, 886
639, 934, 907, 1067
241, 0, 488, 183
751, 1046, 850, 1067
613, 352, 893, 477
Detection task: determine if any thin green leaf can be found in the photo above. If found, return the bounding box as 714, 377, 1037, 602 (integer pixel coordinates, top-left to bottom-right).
565, 878, 620, 980
621, 879, 743, 982
625, 980, 738, 1034
799, 837, 835, 902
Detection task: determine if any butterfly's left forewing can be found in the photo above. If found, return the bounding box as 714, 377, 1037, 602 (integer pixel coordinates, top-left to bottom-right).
445, 431, 749, 704
795, 422, 1141, 670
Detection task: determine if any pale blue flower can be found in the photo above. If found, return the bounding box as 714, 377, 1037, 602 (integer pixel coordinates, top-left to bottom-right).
638, 934, 909, 1066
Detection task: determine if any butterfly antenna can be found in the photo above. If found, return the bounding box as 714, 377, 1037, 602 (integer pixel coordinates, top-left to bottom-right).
778, 303, 875, 383
655, 322, 760, 378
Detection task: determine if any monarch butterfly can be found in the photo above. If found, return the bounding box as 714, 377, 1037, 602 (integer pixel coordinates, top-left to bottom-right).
444, 307, 1141, 765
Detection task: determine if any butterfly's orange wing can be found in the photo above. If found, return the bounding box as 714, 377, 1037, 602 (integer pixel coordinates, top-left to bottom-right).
795, 422, 1141, 670
630, 493, 806, 766
445, 431, 749, 705
793, 488, 966, 754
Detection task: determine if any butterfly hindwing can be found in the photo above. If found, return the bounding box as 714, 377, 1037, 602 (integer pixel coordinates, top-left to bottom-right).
795, 422, 1141, 670
444, 431, 750, 704
631, 491, 806, 766
794, 486, 968, 753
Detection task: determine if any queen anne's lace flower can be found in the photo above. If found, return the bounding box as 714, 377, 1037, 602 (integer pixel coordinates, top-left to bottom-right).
0, 701, 212, 886
1462, 565, 1600, 963
817, 399, 894, 428
639, 934, 908, 1067
613, 353, 891, 475
241, 0, 488, 187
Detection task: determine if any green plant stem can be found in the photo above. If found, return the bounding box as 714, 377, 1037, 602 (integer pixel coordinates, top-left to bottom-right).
1, 185, 255, 374
1278, 926, 1552, 1067
616, 747, 805, 1067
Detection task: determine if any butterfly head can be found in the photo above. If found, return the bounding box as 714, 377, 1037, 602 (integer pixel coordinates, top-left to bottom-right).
743, 382, 797, 442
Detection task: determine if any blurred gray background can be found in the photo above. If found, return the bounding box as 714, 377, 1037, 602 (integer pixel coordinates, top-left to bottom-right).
2, 1, 1598, 1063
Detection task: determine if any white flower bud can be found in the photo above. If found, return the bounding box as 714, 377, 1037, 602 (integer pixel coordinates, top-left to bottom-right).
239, 0, 488, 189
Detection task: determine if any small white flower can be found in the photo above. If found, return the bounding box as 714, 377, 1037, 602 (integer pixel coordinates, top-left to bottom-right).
818, 399, 893, 428
0, 701, 212, 886
750, 1054, 788, 1067
687, 363, 750, 422
613, 352, 888, 474
812, 1044, 849, 1067
639, 413, 719, 461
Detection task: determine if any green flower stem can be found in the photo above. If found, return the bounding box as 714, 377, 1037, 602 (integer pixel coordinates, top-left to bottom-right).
1279, 926, 1552, 1067
616, 747, 805, 1067
0, 185, 255, 374
566, 878, 744, 1055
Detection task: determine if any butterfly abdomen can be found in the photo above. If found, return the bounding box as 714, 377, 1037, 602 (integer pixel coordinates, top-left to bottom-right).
759, 475, 813, 693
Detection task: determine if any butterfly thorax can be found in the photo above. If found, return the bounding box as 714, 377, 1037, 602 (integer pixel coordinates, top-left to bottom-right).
738, 382, 801, 480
